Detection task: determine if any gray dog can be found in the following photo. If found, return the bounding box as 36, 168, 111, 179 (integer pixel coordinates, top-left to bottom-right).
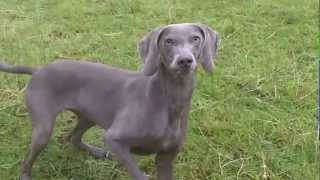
0, 23, 219, 180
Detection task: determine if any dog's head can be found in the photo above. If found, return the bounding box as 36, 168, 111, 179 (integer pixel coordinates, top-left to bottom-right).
138, 23, 220, 76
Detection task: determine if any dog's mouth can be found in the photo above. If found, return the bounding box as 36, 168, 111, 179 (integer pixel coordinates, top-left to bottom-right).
174, 66, 195, 75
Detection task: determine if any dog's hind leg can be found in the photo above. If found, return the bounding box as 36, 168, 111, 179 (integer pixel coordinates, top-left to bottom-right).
67, 115, 110, 159
21, 88, 63, 180
21, 109, 57, 180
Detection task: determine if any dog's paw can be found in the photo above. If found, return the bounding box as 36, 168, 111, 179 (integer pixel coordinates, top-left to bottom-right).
104, 151, 113, 160
21, 173, 32, 180
88, 147, 112, 160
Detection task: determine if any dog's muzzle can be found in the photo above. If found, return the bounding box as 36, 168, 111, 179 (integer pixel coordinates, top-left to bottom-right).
171, 54, 196, 74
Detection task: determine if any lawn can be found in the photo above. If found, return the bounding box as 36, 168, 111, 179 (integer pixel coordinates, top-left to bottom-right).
0, 0, 318, 179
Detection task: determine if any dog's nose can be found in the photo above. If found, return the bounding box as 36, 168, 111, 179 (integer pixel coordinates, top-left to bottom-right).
177, 58, 193, 68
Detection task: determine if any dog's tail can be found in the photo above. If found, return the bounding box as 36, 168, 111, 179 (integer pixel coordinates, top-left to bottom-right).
0, 61, 38, 75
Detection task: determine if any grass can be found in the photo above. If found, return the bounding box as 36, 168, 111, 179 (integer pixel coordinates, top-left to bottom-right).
0, 0, 318, 179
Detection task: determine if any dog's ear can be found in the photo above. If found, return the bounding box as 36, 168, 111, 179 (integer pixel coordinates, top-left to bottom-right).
196, 24, 220, 73
138, 27, 164, 76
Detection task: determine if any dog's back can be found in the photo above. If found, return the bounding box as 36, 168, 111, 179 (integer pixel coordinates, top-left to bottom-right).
26, 59, 144, 126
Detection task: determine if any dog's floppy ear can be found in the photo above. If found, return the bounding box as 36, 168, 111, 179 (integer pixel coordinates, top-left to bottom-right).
196, 24, 220, 73
138, 27, 164, 76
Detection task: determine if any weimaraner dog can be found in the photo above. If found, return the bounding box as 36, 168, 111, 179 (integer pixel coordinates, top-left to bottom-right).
0, 23, 219, 180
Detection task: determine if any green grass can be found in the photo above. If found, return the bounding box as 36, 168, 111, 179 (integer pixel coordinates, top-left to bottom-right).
0, 0, 318, 179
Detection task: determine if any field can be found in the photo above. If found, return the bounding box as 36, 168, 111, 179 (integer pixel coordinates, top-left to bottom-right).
0, 0, 318, 179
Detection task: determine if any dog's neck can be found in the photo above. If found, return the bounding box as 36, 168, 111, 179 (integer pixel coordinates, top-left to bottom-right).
148, 63, 195, 128
156, 63, 195, 105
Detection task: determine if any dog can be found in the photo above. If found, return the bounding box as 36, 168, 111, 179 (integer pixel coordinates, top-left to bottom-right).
0, 23, 219, 180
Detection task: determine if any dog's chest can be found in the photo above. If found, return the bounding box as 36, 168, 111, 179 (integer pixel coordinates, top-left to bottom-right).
163, 103, 184, 142
159, 124, 181, 150
131, 103, 185, 154
155, 102, 185, 147
131, 124, 181, 155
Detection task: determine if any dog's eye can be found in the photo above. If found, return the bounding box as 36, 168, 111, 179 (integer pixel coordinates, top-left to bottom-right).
165, 38, 175, 45
192, 36, 201, 43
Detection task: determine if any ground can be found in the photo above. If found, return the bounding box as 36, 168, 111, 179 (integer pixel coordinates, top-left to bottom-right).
0, 0, 318, 179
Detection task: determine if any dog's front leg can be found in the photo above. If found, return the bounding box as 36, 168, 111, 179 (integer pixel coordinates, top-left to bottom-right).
155, 150, 178, 180
104, 133, 148, 180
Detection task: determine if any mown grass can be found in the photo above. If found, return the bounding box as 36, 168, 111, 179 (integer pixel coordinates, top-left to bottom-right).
0, 0, 318, 179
